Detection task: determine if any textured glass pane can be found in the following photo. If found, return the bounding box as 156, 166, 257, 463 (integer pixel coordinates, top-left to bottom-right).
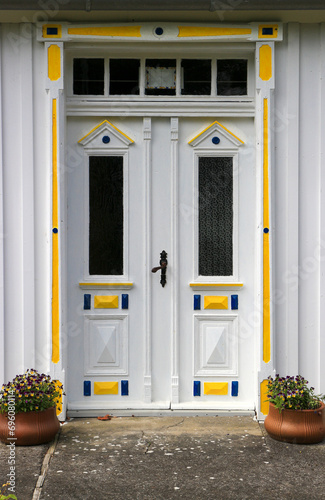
89, 156, 123, 275
145, 59, 176, 96
199, 157, 233, 276
181, 59, 211, 95
217, 59, 247, 96
109, 59, 140, 95
73, 58, 104, 95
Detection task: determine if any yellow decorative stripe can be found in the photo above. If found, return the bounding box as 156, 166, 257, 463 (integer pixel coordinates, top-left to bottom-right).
43, 24, 62, 38
52, 99, 59, 364
260, 379, 269, 415
78, 119, 134, 144
259, 45, 272, 81
263, 98, 271, 364
204, 382, 228, 396
204, 296, 228, 310
48, 44, 61, 81
94, 295, 119, 309
188, 120, 244, 145
178, 27, 251, 38
68, 26, 141, 37
79, 282, 133, 287
258, 24, 278, 39
190, 283, 243, 288
94, 381, 119, 395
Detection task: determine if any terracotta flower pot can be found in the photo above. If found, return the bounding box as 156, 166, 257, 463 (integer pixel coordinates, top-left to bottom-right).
264, 401, 325, 444
0, 406, 60, 446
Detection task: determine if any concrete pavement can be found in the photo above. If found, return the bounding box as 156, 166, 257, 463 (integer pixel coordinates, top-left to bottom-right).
1, 415, 325, 499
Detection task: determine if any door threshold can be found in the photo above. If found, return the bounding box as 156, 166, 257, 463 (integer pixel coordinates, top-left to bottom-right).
67, 408, 255, 418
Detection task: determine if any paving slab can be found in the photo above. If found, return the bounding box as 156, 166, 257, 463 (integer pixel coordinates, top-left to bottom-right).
1, 416, 325, 499
0, 438, 50, 499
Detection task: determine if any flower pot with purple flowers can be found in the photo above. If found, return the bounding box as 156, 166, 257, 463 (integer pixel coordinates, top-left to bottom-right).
264, 374, 325, 444
0, 369, 63, 446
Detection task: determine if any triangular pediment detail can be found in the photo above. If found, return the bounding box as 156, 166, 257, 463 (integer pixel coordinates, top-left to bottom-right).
78, 119, 134, 147
188, 120, 244, 148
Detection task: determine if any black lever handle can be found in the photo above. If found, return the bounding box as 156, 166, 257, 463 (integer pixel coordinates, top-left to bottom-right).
151, 250, 168, 287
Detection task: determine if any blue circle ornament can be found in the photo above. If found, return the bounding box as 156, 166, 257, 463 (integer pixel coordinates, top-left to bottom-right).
155, 27, 164, 36
212, 137, 220, 145
102, 136, 110, 144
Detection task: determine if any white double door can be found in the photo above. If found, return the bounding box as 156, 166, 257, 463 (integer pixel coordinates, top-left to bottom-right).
66, 114, 256, 413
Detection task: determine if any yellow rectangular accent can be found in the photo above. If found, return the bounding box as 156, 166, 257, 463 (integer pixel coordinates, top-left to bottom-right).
260, 379, 270, 415
52, 99, 59, 363
178, 27, 251, 37
42, 24, 62, 38
258, 24, 278, 39
94, 381, 119, 395
204, 296, 228, 310
259, 45, 272, 81
204, 382, 228, 396
48, 44, 61, 81
94, 295, 119, 309
263, 99, 271, 364
68, 26, 141, 37
190, 283, 243, 288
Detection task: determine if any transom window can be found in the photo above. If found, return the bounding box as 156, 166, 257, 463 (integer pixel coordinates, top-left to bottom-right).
71, 57, 248, 97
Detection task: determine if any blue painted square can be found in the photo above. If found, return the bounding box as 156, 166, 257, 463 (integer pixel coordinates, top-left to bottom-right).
231, 295, 238, 310
84, 381, 91, 396
122, 294, 129, 309
231, 381, 239, 397
121, 380, 129, 396
194, 295, 201, 310
193, 381, 201, 397
84, 294, 91, 310
47, 27, 58, 35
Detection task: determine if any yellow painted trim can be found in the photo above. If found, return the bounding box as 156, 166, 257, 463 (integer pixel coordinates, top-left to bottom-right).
263, 98, 271, 364
79, 282, 133, 287
48, 45, 61, 81
42, 24, 62, 38
94, 381, 119, 395
94, 295, 119, 309
188, 120, 244, 145
53, 380, 63, 415
204, 382, 228, 396
258, 24, 278, 39
68, 26, 141, 37
259, 45, 272, 81
78, 119, 134, 144
190, 283, 243, 288
260, 379, 270, 415
52, 99, 59, 364
204, 296, 228, 310
178, 27, 251, 38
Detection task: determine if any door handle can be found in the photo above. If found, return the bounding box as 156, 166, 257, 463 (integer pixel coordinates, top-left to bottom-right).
151, 250, 168, 287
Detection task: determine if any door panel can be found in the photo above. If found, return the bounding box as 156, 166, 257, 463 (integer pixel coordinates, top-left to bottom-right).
66, 115, 256, 412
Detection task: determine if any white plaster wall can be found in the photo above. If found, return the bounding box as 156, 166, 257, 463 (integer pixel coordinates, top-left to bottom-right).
274, 23, 325, 393
0, 24, 49, 386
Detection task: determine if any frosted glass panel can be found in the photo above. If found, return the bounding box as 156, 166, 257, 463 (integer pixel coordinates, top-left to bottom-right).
199, 156, 233, 276
89, 156, 123, 275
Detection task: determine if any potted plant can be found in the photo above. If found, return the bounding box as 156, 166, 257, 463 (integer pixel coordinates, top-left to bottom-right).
0, 369, 63, 446
264, 374, 325, 444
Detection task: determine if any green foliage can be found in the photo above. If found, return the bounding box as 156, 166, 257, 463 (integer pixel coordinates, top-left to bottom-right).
266, 374, 325, 413
0, 369, 64, 414
0, 482, 17, 499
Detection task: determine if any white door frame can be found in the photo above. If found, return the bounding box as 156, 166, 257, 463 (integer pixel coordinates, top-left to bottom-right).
40, 22, 282, 419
